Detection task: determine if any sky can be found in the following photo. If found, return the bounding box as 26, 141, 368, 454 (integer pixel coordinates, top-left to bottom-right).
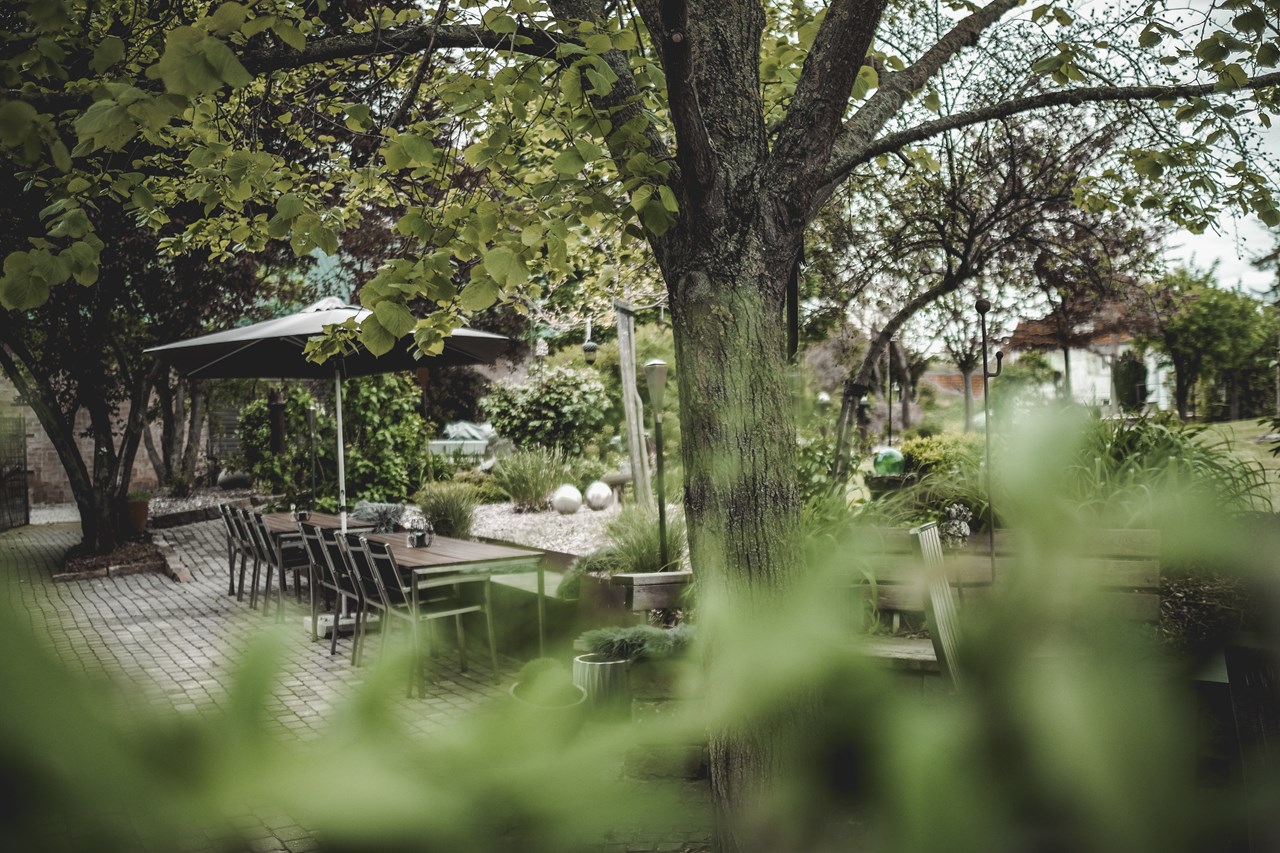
1166, 213, 1276, 296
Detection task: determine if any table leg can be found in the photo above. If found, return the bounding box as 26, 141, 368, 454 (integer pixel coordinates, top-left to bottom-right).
537, 561, 545, 656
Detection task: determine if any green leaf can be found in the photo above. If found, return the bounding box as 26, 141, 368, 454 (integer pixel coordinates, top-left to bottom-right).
0, 101, 38, 148
358, 315, 396, 356
273, 22, 306, 50
482, 246, 526, 287
373, 301, 416, 338
923, 89, 941, 112
554, 148, 586, 176
90, 36, 126, 72
1257, 42, 1279, 67
459, 277, 501, 312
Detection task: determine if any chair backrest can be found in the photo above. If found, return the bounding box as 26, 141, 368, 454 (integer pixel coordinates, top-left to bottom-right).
218, 504, 237, 539
913, 522, 962, 690
341, 533, 383, 596
226, 506, 252, 550
321, 529, 360, 594
299, 522, 338, 586
363, 539, 410, 601
245, 511, 274, 563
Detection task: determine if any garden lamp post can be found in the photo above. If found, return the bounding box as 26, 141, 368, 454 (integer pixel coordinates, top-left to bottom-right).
645, 358, 670, 570
976, 297, 1003, 571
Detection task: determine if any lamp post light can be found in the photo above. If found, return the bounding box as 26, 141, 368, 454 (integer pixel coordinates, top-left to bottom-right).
976, 297, 1003, 573
582, 339, 598, 365
644, 358, 670, 570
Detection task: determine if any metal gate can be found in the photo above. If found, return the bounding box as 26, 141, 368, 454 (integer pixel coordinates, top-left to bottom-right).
0, 416, 28, 531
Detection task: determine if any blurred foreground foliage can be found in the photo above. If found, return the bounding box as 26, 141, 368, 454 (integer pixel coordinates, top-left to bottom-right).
3, 409, 1280, 852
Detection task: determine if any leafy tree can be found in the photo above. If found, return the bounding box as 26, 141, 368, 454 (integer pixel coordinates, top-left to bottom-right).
5, 0, 1280, 845
480, 364, 612, 456
1139, 267, 1270, 420
1113, 349, 1149, 413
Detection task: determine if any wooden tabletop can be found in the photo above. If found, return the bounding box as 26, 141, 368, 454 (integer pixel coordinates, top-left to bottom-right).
262, 511, 373, 536
365, 532, 542, 573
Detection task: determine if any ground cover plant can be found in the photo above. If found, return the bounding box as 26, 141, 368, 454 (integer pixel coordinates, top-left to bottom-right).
490, 447, 568, 513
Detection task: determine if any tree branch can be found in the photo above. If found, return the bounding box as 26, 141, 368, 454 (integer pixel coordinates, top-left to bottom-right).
836, 70, 1280, 183
763, 0, 888, 243
817, 0, 1021, 208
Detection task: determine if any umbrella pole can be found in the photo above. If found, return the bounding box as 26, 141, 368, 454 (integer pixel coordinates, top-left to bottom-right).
335, 369, 347, 534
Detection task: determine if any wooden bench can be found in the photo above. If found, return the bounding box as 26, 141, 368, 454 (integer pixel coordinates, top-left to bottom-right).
857, 525, 1163, 687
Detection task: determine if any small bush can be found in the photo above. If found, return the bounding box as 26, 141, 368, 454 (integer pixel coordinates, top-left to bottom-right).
570, 456, 611, 491
557, 550, 627, 599
900, 432, 982, 475
480, 365, 611, 456
451, 468, 509, 504
491, 447, 568, 512
416, 482, 479, 539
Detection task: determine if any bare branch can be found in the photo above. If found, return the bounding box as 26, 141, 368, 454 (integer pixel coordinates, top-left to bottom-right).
836, 70, 1280, 182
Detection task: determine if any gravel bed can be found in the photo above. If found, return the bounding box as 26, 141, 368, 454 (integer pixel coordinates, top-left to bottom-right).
471, 501, 621, 556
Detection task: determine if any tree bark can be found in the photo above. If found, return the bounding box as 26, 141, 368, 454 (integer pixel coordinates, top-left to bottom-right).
1061, 346, 1073, 400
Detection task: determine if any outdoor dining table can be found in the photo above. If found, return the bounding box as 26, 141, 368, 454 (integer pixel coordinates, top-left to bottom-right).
364, 532, 548, 653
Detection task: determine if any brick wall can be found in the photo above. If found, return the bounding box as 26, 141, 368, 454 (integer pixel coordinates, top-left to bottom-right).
922, 371, 985, 397
0, 376, 164, 506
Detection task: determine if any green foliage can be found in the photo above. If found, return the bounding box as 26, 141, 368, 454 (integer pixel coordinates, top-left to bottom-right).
1058, 413, 1273, 519
451, 468, 510, 504
416, 482, 479, 539
479, 366, 611, 457
795, 432, 847, 504
341, 374, 431, 503
577, 624, 695, 662
236, 375, 428, 510
900, 433, 983, 475
490, 447, 568, 512
603, 506, 687, 574
569, 456, 611, 492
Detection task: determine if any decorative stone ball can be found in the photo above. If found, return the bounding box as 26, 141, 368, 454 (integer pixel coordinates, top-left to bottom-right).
584, 481, 614, 511
217, 468, 252, 490
550, 484, 583, 515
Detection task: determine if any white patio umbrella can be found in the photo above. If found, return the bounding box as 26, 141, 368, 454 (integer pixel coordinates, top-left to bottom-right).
147, 297, 510, 531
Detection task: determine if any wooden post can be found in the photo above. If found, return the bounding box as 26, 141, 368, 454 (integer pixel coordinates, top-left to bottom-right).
615, 300, 653, 506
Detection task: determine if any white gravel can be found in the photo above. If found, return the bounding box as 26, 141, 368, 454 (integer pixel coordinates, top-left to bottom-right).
471, 501, 621, 556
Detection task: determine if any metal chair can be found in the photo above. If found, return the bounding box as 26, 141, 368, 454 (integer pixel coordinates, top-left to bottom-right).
218, 504, 250, 598
244, 511, 308, 617
298, 522, 363, 657
321, 531, 368, 664
228, 507, 260, 602
358, 537, 498, 696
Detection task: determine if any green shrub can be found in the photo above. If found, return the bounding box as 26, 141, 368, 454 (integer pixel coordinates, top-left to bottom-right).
795, 432, 848, 503
491, 447, 568, 512
900, 432, 982, 475
557, 550, 626, 599
416, 482, 479, 539
479, 365, 611, 456
351, 501, 407, 532
577, 624, 695, 661
451, 468, 509, 504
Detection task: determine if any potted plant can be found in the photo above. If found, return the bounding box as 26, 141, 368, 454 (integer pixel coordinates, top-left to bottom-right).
574, 624, 695, 711
124, 491, 151, 536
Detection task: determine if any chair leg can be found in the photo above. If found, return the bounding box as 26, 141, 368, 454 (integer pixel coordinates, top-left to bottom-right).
309, 567, 320, 641
294, 567, 303, 602
227, 538, 236, 596
455, 615, 468, 673
350, 601, 363, 666
236, 551, 249, 601
409, 619, 422, 698
330, 598, 341, 655
249, 558, 263, 609
484, 609, 498, 684
261, 564, 275, 615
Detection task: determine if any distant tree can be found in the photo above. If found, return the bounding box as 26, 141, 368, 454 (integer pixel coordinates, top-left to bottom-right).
1113, 350, 1149, 413
1139, 267, 1270, 420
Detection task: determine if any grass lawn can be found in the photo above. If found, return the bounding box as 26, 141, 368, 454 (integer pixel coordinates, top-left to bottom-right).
1198, 418, 1280, 508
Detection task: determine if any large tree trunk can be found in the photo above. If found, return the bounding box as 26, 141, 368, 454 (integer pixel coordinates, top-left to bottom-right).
669, 259, 805, 853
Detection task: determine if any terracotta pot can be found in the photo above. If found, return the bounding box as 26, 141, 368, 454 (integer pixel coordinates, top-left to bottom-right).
125, 499, 149, 536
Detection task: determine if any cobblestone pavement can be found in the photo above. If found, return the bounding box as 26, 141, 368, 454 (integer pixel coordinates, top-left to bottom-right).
0, 520, 712, 852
